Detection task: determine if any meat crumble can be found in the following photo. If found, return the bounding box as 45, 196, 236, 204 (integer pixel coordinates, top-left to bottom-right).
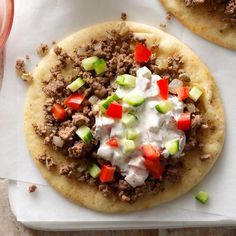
37, 43, 49, 56
28, 184, 37, 193
31, 25, 207, 203
184, 0, 236, 27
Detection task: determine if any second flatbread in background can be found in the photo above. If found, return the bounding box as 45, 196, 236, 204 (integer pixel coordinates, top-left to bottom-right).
160, 0, 236, 51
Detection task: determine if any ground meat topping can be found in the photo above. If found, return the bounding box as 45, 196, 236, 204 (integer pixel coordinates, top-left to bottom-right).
15, 59, 26, 74
121, 12, 127, 21
185, 0, 205, 7
43, 78, 65, 97
28, 184, 37, 193
37, 43, 49, 56
72, 113, 89, 126
58, 126, 76, 141
32, 123, 47, 137
225, 0, 236, 16
31, 26, 204, 203
59, 163, 75, 177
68, 141, 92, 158
37, 153, 57, 170
185, 0, 236, 27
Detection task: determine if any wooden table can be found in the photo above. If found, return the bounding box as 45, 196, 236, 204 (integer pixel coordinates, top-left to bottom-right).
0, 51, 235, 236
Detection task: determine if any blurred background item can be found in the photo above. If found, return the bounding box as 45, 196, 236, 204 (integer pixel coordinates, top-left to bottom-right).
0, 0, 14, 50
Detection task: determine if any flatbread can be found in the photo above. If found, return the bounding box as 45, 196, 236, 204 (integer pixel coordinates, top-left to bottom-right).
160, 0, 236, 50
24, 21, 225, 213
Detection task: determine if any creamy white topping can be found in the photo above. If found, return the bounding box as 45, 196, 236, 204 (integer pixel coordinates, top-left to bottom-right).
94, 67, 186, 187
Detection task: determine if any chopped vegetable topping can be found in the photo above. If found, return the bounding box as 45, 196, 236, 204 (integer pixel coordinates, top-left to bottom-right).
134, 43, 152, 63
125, 128, 139, 140
157, 79, 169, 100
67, 78, 85, 92
76, 125, 93, 143
195, 191, 209, 204
123, 139, 136, 153
122, 113, 137, 127
177, 113, 191, 131
189, 86, 203, 102
100, 93, 120, 112
175, 86, 189, 101
165, 139, 179, 155
155, 100, 173, 114
64, 93, 85, 110
106, 138, 119, 148
93, 58, 107, 75
51, 103, 66, 121
116, 74, 136, 88
123, 92, 145, 107
88, 164, 101, 178
99, 165, 116, 183
144, 159, 164, 179
106, 102, 123, 119
82, 56, 99, 71
142, 144, 160, 160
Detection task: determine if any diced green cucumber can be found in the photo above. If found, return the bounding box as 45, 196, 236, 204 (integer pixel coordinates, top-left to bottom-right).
165, 139, 179, 155
123, 139, 136, 153
122, 113, 137, 127
116, 74, 136, 88
76, 125, 93, 143
100, 93, 120, 112
155, 100, 173, 114
122, 103, 133, 112
123, 93, 145, 107
82, 56, 99, 71
189, 86, 203, 102
195, 191, 209, 204
88, 163, 101, 178
67, 77, 85, 92
93, 58, 107, 75
126, 128, 139, 140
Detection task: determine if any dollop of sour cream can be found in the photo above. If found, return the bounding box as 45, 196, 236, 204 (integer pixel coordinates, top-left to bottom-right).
94, 67, 186, 188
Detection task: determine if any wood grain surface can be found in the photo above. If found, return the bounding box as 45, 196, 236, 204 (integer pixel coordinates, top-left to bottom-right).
1, 50, 236, 236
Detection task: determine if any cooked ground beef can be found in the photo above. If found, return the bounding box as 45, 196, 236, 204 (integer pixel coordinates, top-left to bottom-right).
15, 59, 26, 75
43, 78, 65, 97
34, 26, 204, 203
28, 184, 37, 193
59, 163, 76, 177
121, 12, 127, 21
37, 43, 49, 56
185, 0, 236, 27
37, 153, 57, 170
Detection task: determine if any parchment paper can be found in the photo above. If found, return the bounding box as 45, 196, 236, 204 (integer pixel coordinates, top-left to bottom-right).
1, 0, 236, 221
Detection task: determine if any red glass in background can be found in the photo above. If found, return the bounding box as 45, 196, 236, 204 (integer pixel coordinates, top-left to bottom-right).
0, 0, 14, 50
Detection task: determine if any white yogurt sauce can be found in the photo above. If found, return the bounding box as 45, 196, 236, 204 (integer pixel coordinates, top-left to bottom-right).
94, 67, 186, 187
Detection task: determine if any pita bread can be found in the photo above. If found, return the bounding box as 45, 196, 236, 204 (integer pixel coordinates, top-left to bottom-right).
24, 21, 225, 212
160, 0, 236, 50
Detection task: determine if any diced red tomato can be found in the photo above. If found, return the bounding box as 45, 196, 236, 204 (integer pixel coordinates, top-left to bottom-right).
157, 79, 169, 100
106, 138, 119, 148
106, 102, 122, 119
134, 43, 152, 63
144, 159, 164, 179
175, 87, 189, 101
64, 93, 84, 110
177, 113, 191, 131
99, 165, 116, 183
51, 103, 66, 121
141, 144, 160, 160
